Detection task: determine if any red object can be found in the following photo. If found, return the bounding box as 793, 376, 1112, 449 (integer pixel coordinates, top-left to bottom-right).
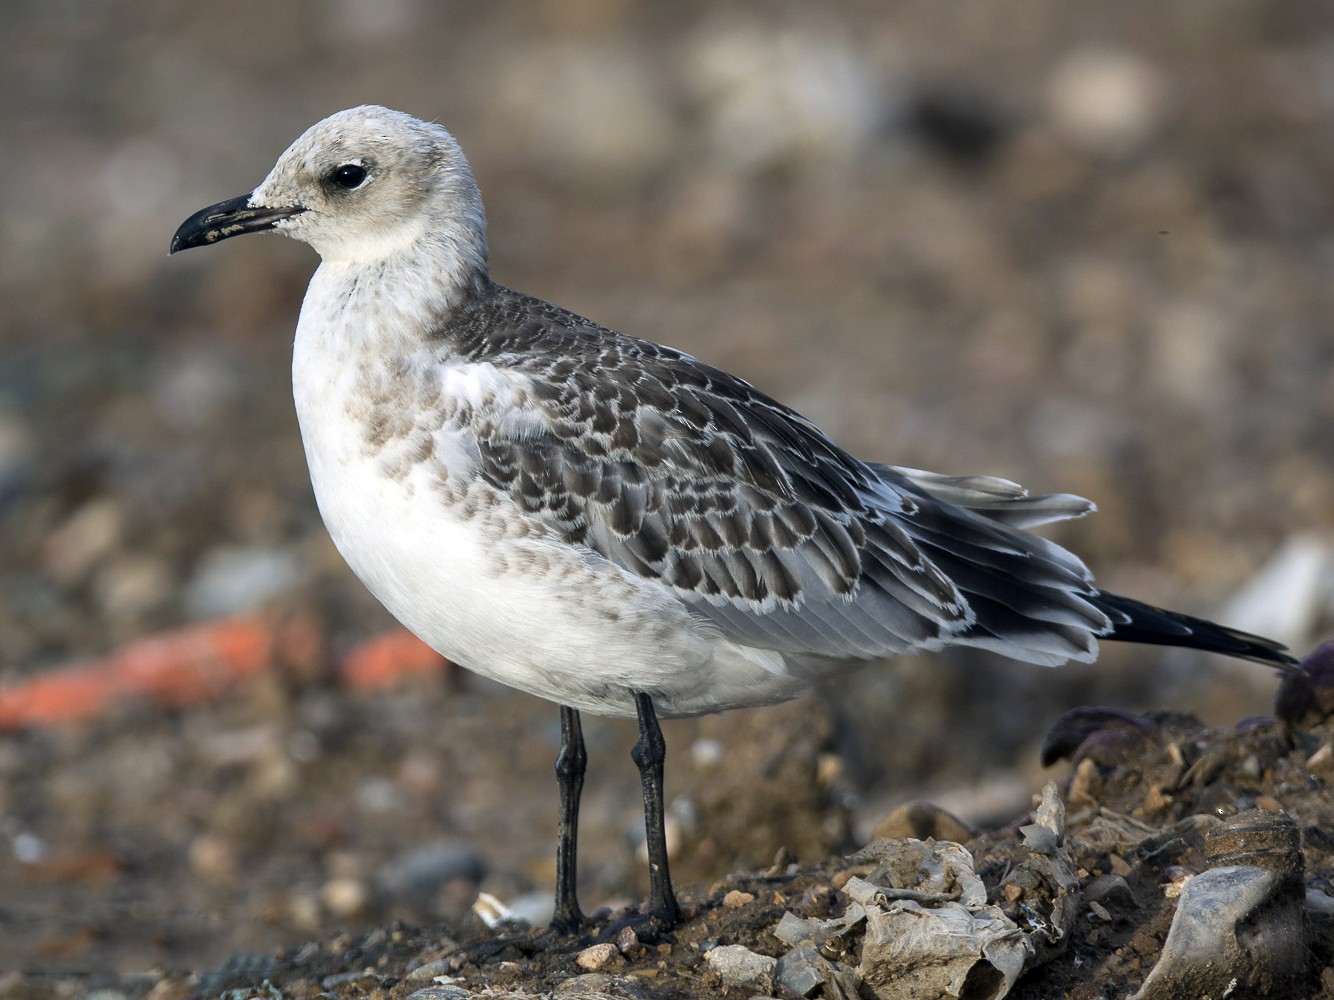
340, 630, 447, 691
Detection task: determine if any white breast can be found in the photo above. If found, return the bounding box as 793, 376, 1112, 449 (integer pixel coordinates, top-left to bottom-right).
288, 265, 814, 718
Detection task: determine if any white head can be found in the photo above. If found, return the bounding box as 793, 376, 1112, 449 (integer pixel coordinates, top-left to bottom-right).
171, 106, 489, 279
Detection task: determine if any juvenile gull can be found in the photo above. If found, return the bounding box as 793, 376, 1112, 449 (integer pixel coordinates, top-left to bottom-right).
171, 105, 1295, 933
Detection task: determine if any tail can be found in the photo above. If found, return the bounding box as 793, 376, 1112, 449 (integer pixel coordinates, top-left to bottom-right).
1091, 590, 1298, 670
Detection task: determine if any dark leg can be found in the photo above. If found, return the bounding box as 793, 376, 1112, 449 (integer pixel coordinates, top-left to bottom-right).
551, 705, 587, 934
631, 692, 680, 928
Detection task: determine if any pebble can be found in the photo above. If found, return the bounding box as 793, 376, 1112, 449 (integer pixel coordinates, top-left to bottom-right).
404, 959, 452, 982
1307, 743, 1334, 777
1140, 810, 1309, 997
376, 842, 486, 910
1085, 874, 1134, 909
552, 973, 646, 998
690, 737, 725, 768
43, 498, 123, 584
723, 889, 756, 908
320, 876, 369, 917
94, 553, 173, 621
0, 407, 33, 497
286, 891, 322, 930
685, 16, 886, 169
1221, 535, 1333, 650
188, 833, 239, 883
868, 801, 971, 843
614, 924, 641, 955
183, 544, 303, 617
321, 971, 379, 988
704, 944, 776, 991
1045, 47, 1165, 154
774, 942, 830, 998
404, 988, 470, 1000
576, 942, 623, 971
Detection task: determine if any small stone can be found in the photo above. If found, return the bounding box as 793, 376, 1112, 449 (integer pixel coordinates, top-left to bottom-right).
869, 801, 971, 843
1086, 874, 1134, 909
1307, 888, 1334, 916
1306, 743, 1334, 777
405, 959, 452, 981
615, 924, 641, 955
1161, 867, 1194, 900
576, 942, 623, 971
43, 499, 123, 584
1045, 47, 1165, 154
554, 973, 647, 998
774, 943, 830, 998
402, 986, 472, 1000
188, 834, 239, 883
723, 889, 756, 908
1137, 864, 1309, 998
320, 876, 369, 917
704, 944, 776, 991
287, 893, 322, 930
184, 545, 304, 618
816, 752, 843, 787
377, 842, 486, 912
691, 738, 724, 768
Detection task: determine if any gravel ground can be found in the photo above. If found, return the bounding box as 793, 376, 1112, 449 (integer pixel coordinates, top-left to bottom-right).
2, 1, 1333, 996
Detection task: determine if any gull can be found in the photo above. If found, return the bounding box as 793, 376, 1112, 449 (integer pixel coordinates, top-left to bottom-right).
171, 105, 1295, 934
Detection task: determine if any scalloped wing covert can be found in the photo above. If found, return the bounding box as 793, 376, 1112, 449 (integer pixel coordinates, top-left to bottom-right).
441, 286, 1119, 666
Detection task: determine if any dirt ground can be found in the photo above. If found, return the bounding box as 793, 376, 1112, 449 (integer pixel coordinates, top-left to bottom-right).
4, 661, 1334, 998
2, 1, 1334, 997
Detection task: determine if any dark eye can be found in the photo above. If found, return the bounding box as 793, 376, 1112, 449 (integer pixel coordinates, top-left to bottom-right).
330, 163, 367, 189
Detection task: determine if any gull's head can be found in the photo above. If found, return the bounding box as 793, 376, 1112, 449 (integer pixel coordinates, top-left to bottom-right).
170, 106, 487, 271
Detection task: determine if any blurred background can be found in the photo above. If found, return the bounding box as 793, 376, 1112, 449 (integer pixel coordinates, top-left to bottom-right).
2, 0, 1332, 975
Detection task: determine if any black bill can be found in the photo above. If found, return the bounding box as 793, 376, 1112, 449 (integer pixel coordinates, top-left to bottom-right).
169, 195, 305, 254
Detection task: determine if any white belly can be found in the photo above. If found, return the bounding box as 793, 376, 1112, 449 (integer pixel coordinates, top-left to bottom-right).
288, 278, 811, 718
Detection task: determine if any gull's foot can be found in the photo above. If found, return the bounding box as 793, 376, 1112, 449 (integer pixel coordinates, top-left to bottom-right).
444, 921, 585, 970
596, 900, 689, 946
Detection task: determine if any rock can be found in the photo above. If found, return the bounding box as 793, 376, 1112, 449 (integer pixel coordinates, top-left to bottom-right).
1222, 535, 1333, 652
1136, 810, 1310, 999
188, 833, 239, 883
684, 15, 887, 170
504, 890, 556, 929
320, 876, 369, 917
576, 942, 623, 971
869, 801, 972, 843
704, 943, 777, 991
1275, 640, 1334, 728
0, 407, 33, 502
1039, 706, 1160, 767
774, 942, 834, 997
405, 959, 454, 982
43, 498, 123, 584
614, 924, 640, 955
722, 889, 755, 908
1085, 874, 1134, 909
690, 737, 725, 769
1136, 866, 1308, 999
376, 841, 486, 916
183, 545, 303, 617
1045, 47, 1166, 155
552, 973, 647, 998
404, 987, 470, 1000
